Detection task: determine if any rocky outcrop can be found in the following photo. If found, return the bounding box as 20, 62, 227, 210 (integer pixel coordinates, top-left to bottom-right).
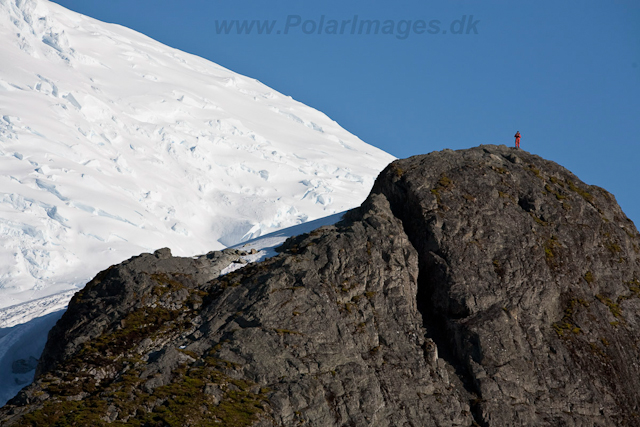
2, 145, 640, 426
375, 146, 640, 425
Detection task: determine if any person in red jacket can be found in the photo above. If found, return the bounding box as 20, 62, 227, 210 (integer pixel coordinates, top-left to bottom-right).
514, 131, 521, 148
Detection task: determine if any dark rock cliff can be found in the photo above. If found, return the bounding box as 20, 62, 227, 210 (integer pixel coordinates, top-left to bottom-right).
2, 145, 640, 426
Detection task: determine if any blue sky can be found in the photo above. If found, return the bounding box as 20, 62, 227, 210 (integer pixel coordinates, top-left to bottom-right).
52, 0, 640, 224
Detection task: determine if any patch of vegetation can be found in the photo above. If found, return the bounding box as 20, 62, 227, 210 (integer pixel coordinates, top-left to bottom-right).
338, 278, 360, 293
566, 179, 594, 203
151, 273, 187, 296
437, 174, 453, 189
18, 396, 109, 426
144, 365, 268, 427
430, 188, 441, 203
530, 212, 548, 226
552, 298, 589, 337
78, 305, 180, 363
16, 275, 255, 426
605, 241, 622, 255
178, 348, 199, 359
544, 235, 561, 267
368, 345, 382, 356
498, 191, 514, 202
526, 164, 544, 180
203, 355, 242, 371
589, 342, 607, 358
622, 227, 638, 239
596, 294, 623, 320
20, 352, 270, 427
218, 278, 243, 289
393, 165, 405, 177
274, 328, 302, 336
491, 166, 508, 174
340, 301, 356, 314
430, 174, 453, 206
544, 184, 566, 200
584, 271, 594, 284
549, 176, 565, 187
469, 239, 483, 249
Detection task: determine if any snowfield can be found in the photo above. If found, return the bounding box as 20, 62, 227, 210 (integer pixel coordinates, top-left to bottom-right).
0, 0, 394, 405
0, 0, 394, 309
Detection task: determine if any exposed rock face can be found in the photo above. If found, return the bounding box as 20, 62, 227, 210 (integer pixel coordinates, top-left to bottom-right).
2, 145, 640, 426
375, 147, 640, 425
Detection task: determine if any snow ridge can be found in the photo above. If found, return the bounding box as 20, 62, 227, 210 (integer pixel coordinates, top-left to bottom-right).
0, 0, 394, 308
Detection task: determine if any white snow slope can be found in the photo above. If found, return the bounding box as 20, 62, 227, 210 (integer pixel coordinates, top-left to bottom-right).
0, 0, 395, 310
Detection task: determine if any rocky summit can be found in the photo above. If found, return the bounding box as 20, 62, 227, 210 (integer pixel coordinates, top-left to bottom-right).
2, 145, 640, 426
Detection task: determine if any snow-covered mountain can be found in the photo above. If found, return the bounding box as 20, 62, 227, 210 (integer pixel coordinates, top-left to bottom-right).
0, 0, 395, 309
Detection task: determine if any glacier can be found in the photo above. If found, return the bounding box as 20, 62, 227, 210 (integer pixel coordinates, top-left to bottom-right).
0, 0, 394, 405
0, 0, 394, 308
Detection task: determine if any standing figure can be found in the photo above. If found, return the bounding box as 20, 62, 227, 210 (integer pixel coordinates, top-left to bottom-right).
514, 131, 521, 149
